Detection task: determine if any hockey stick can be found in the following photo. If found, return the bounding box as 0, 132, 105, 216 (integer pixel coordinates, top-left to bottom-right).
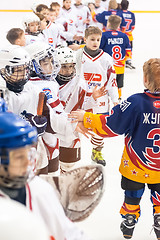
63, 48, 84, 112
37, 92, 45, 116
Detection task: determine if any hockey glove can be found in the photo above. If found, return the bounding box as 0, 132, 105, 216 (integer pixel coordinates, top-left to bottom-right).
21, 111, 47, 136
41, 165, 105, 222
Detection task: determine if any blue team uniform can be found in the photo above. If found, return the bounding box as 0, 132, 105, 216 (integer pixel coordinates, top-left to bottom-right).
94, 9, 126, 32
100, 30, 131, 74
83, 91, 160, 184
118, 9, 135, 42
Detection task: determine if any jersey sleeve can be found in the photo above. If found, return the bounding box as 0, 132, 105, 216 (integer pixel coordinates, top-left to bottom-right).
83, 96, 137, 137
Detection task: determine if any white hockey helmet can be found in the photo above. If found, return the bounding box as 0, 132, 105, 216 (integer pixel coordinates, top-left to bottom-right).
57, 46, 76, 65
25, 42, 60, 80
22, 12, 40, 35
0, 45, 31, 93
56, 47, 76, 83
0, 198, 49, 240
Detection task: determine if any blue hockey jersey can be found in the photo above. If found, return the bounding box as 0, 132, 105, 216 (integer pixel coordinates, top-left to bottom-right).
100, 30, 131, 74
93, 9, 126, 32
83, 91, 160, 184
118, 9, 135, 41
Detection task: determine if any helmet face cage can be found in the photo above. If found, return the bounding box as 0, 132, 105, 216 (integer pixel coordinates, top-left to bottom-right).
1, 63, 31, 84
0, 146, 36, 189
0, 112, 37, 188
32, 47, 60, 80
57, 47, 76, 82
57, 64, 76, 82
0, 63, 31, 93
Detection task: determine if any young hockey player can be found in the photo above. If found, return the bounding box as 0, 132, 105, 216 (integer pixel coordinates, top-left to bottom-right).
0, 198, 49, 240
100, 14, 131, 101
72, 0, 91, 38
69, 58, 160, 240
0, 103, 103, 240
89, 0, 126, 32
35, 4, 61, 48
120, 0, 136, 69
25, 42, 86, 176
56, 46, 107, 172
6, 28, 26, 46
22, 12, 43, 45
0, 44, 78, 175
50, 1, 81, 47
61, 0, 83, 45
80, 26, 118, 166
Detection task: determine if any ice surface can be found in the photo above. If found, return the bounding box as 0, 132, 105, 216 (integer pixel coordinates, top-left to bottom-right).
0, 6, 160, 240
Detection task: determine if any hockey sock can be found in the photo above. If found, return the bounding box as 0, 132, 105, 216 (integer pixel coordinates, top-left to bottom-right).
120, 202, 140, 221
118, 88, 122, 99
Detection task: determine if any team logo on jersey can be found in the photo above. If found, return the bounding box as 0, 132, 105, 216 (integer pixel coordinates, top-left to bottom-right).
69, 19, 73, 24
77, 16, 82, 20
84, 73, 102, 84
120, 100, 131, 112
153, 100, 160, 109
48, 38, 53, 44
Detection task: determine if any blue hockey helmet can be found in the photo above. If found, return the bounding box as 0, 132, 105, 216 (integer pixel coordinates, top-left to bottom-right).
0, 112, 37, 151
0, 112, 37, 188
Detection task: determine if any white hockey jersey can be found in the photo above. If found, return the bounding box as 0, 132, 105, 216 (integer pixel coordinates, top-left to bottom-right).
30, 78, 77, 158
6, 81, 77, 167
61, 7, 78, 36
25, 33, 44, 46
58, 76, 98, 148
0, 176, 91, 240
80, 48, 118, 114
72, 4, 92, 36
42, 21, 61, 48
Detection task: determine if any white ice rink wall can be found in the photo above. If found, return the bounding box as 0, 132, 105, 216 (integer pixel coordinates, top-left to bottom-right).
0, 0, 160, 11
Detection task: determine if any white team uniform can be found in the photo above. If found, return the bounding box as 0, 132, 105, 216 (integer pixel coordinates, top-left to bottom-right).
100, 0, 109, 10
30, 77, 77, 158
42, 21, 61, 48
58, 76, 98, 148
25, 33, 44, 46
61, 7, 78, 37
6, 81, 77, 169
80, 48, 118, 114
72, 4, 92, 36
0, 176, 90, 240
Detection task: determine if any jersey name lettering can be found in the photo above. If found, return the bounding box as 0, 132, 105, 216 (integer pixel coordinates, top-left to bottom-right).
143, 113, 160, 124
108, 38, 123, 45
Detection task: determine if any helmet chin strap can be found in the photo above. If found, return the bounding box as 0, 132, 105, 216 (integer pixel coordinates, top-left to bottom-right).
56, 71, 76, 85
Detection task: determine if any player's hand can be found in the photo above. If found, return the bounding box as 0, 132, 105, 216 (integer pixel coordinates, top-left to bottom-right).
92, 85, 108, 100
83, 19, 90, 24
75, 122, 92, 138
113, 102, 119, 106
88, 3, 95, 12
69, 43, 81, 51
68, 109, 85, 122
21, 111, 47, 136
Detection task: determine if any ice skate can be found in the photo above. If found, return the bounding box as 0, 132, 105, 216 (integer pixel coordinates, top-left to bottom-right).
91, 147, 106, 166
125, 60, 136, 69
120, 214, 136, 239
154, 214, 160, 239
